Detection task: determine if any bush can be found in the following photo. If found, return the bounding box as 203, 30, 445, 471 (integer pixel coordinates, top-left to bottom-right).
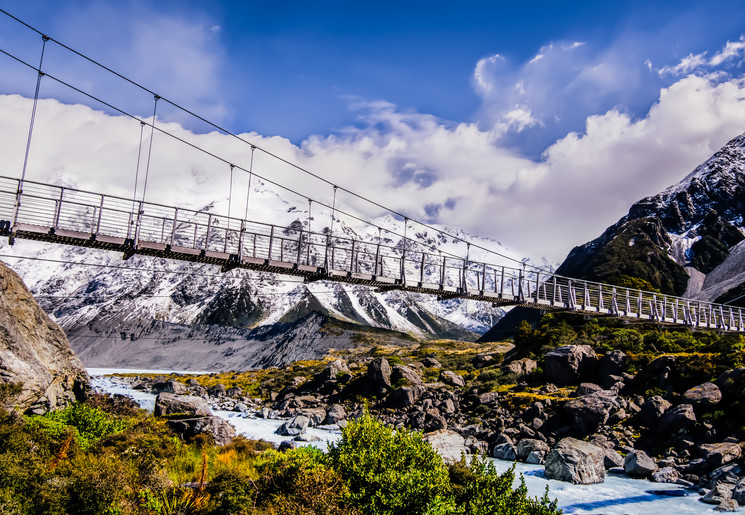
328, 412, 451, 515
40, 403, 128, 450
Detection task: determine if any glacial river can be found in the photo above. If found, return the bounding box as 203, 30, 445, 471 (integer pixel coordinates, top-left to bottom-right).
89, 368, 715, 514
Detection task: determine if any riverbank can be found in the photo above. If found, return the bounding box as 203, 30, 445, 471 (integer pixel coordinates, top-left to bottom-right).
89, 368, 713, 514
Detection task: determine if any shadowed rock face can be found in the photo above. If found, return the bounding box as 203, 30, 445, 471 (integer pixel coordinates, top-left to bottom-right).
0, 260, 89, 413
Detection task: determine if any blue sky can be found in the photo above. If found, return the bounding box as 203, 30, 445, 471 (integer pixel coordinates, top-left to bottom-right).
1, 1, 745, 262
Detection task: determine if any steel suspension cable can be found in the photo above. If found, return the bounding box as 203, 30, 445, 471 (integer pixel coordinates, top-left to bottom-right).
0, 9, 531, 270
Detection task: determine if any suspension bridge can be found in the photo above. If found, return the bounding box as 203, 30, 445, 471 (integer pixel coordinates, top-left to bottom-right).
0, 10, 743, 333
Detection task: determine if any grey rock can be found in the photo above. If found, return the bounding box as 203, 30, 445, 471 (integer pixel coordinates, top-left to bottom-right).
563, 390, 618, 435
682, 382, 722, 408
226, 386, 243, 398
575, 383, 603, 397
208, 384, 227, 397
276, 415, 310, 436
598, 350, 627, 377
651, 467, 680, 483
731, 477, 745, 506
700, 442, 742, 468
504, 358, 538, 378
717, 367, 745, 396
166, 415, 235, 446
544, 437, 606, 484
544, 345, 597, 386
477, 392, 499, 405
472, 354, 495, 368
391, 365, 423, 385
154, 393, 212, 417
389, 386, 425, 408
299, 408, 326, 426
152, 380, 187, 395
278, 440, 298, 452
658, 404, 697, 435
422, 357, 442, 368
492, 442, 518, 461
316, 359, 350, 382
367, 358, 392, 388
0, 260, 90, 413
716, 499, 738, 512
702, 483, 734, 505
294, 433, 321, 442
439, 370, 465, 388
603, 449, 625, 469
624, 450, 658, 478
424, 430, 468, 463
324, 404, 347, 425
517, 439, 549, 463
638, 395, 672, 427
709, 464, 742, 489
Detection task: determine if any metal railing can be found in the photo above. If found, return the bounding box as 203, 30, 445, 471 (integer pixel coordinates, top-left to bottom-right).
0, 175, 742, 332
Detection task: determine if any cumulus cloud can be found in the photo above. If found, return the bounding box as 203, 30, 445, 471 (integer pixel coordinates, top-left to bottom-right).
4, 70, 745, 266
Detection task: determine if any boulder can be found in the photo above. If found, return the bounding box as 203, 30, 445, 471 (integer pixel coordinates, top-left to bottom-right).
299, 408, 326, 426
716, 499, 738, 512
226, 386, 243, 398
154, 393, 212, 417
544, 437, 605, 484
167, 415, 236, 446
439, 371, 465, 388
367, 358, 392, 388
316, 359, 350, 382
492, 442, 518, 461
701, 483, 734, 505
563, 390, 618, 435
544, 345, 597, 386
422, 357, 442, 368
208, 384, 227, 397
701, 443, 743, 468
504, 358, 537, 378
657, 404, 697, 435
709, 464, 743, 489
651, 467, 680, 483
731, 477, 745, 506
477, 392, 499, 405
388, 386, 425, 408
391, 365, 423, 385
603, 449, 625, 469
682, 382, 722, 409
152, 380, 187, 395
276, 415, 310, 436
424, 430, 468, 462
638, 395, 672, 427
517, 439, 550, 464
598, 350, 627, 377
717, 367, 745, 396
575, 383, 603, 397
0, 260, 90, 413
624, 450, 658, 478
324, 404, 347, 425
472, 354, 495, 368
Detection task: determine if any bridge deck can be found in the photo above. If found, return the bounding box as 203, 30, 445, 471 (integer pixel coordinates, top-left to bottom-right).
0, 175, 742, 332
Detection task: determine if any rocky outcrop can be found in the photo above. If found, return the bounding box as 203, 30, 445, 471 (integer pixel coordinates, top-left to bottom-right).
681, 382, 722, 409
544, 345, 597, 386
624, 450, 658, 478
0, 259, 89, 413
154, 393, 212, 417
544, 437, 605, 484
424, 430, 468, 462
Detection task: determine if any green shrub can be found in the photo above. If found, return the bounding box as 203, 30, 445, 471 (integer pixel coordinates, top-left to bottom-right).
41, 402, 128, 450
328, 412, 451, 515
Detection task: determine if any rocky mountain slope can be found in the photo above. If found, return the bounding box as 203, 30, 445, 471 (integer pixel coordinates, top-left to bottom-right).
0, 259, 89, 413
557, 132, 745, 302
0, 194, 511, 369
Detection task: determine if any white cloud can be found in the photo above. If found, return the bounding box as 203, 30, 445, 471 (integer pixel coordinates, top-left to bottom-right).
657, 36, 745, 76
473, 54, 504, 93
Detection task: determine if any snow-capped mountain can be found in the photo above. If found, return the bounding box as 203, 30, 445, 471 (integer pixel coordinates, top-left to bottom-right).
0, 172, 518, 369
557, 131, 745, 304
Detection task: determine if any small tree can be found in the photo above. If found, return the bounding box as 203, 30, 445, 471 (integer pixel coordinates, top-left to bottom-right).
328, 412, 451, 515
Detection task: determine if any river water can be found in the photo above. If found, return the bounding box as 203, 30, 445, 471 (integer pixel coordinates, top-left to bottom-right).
88, 368, 715, 514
